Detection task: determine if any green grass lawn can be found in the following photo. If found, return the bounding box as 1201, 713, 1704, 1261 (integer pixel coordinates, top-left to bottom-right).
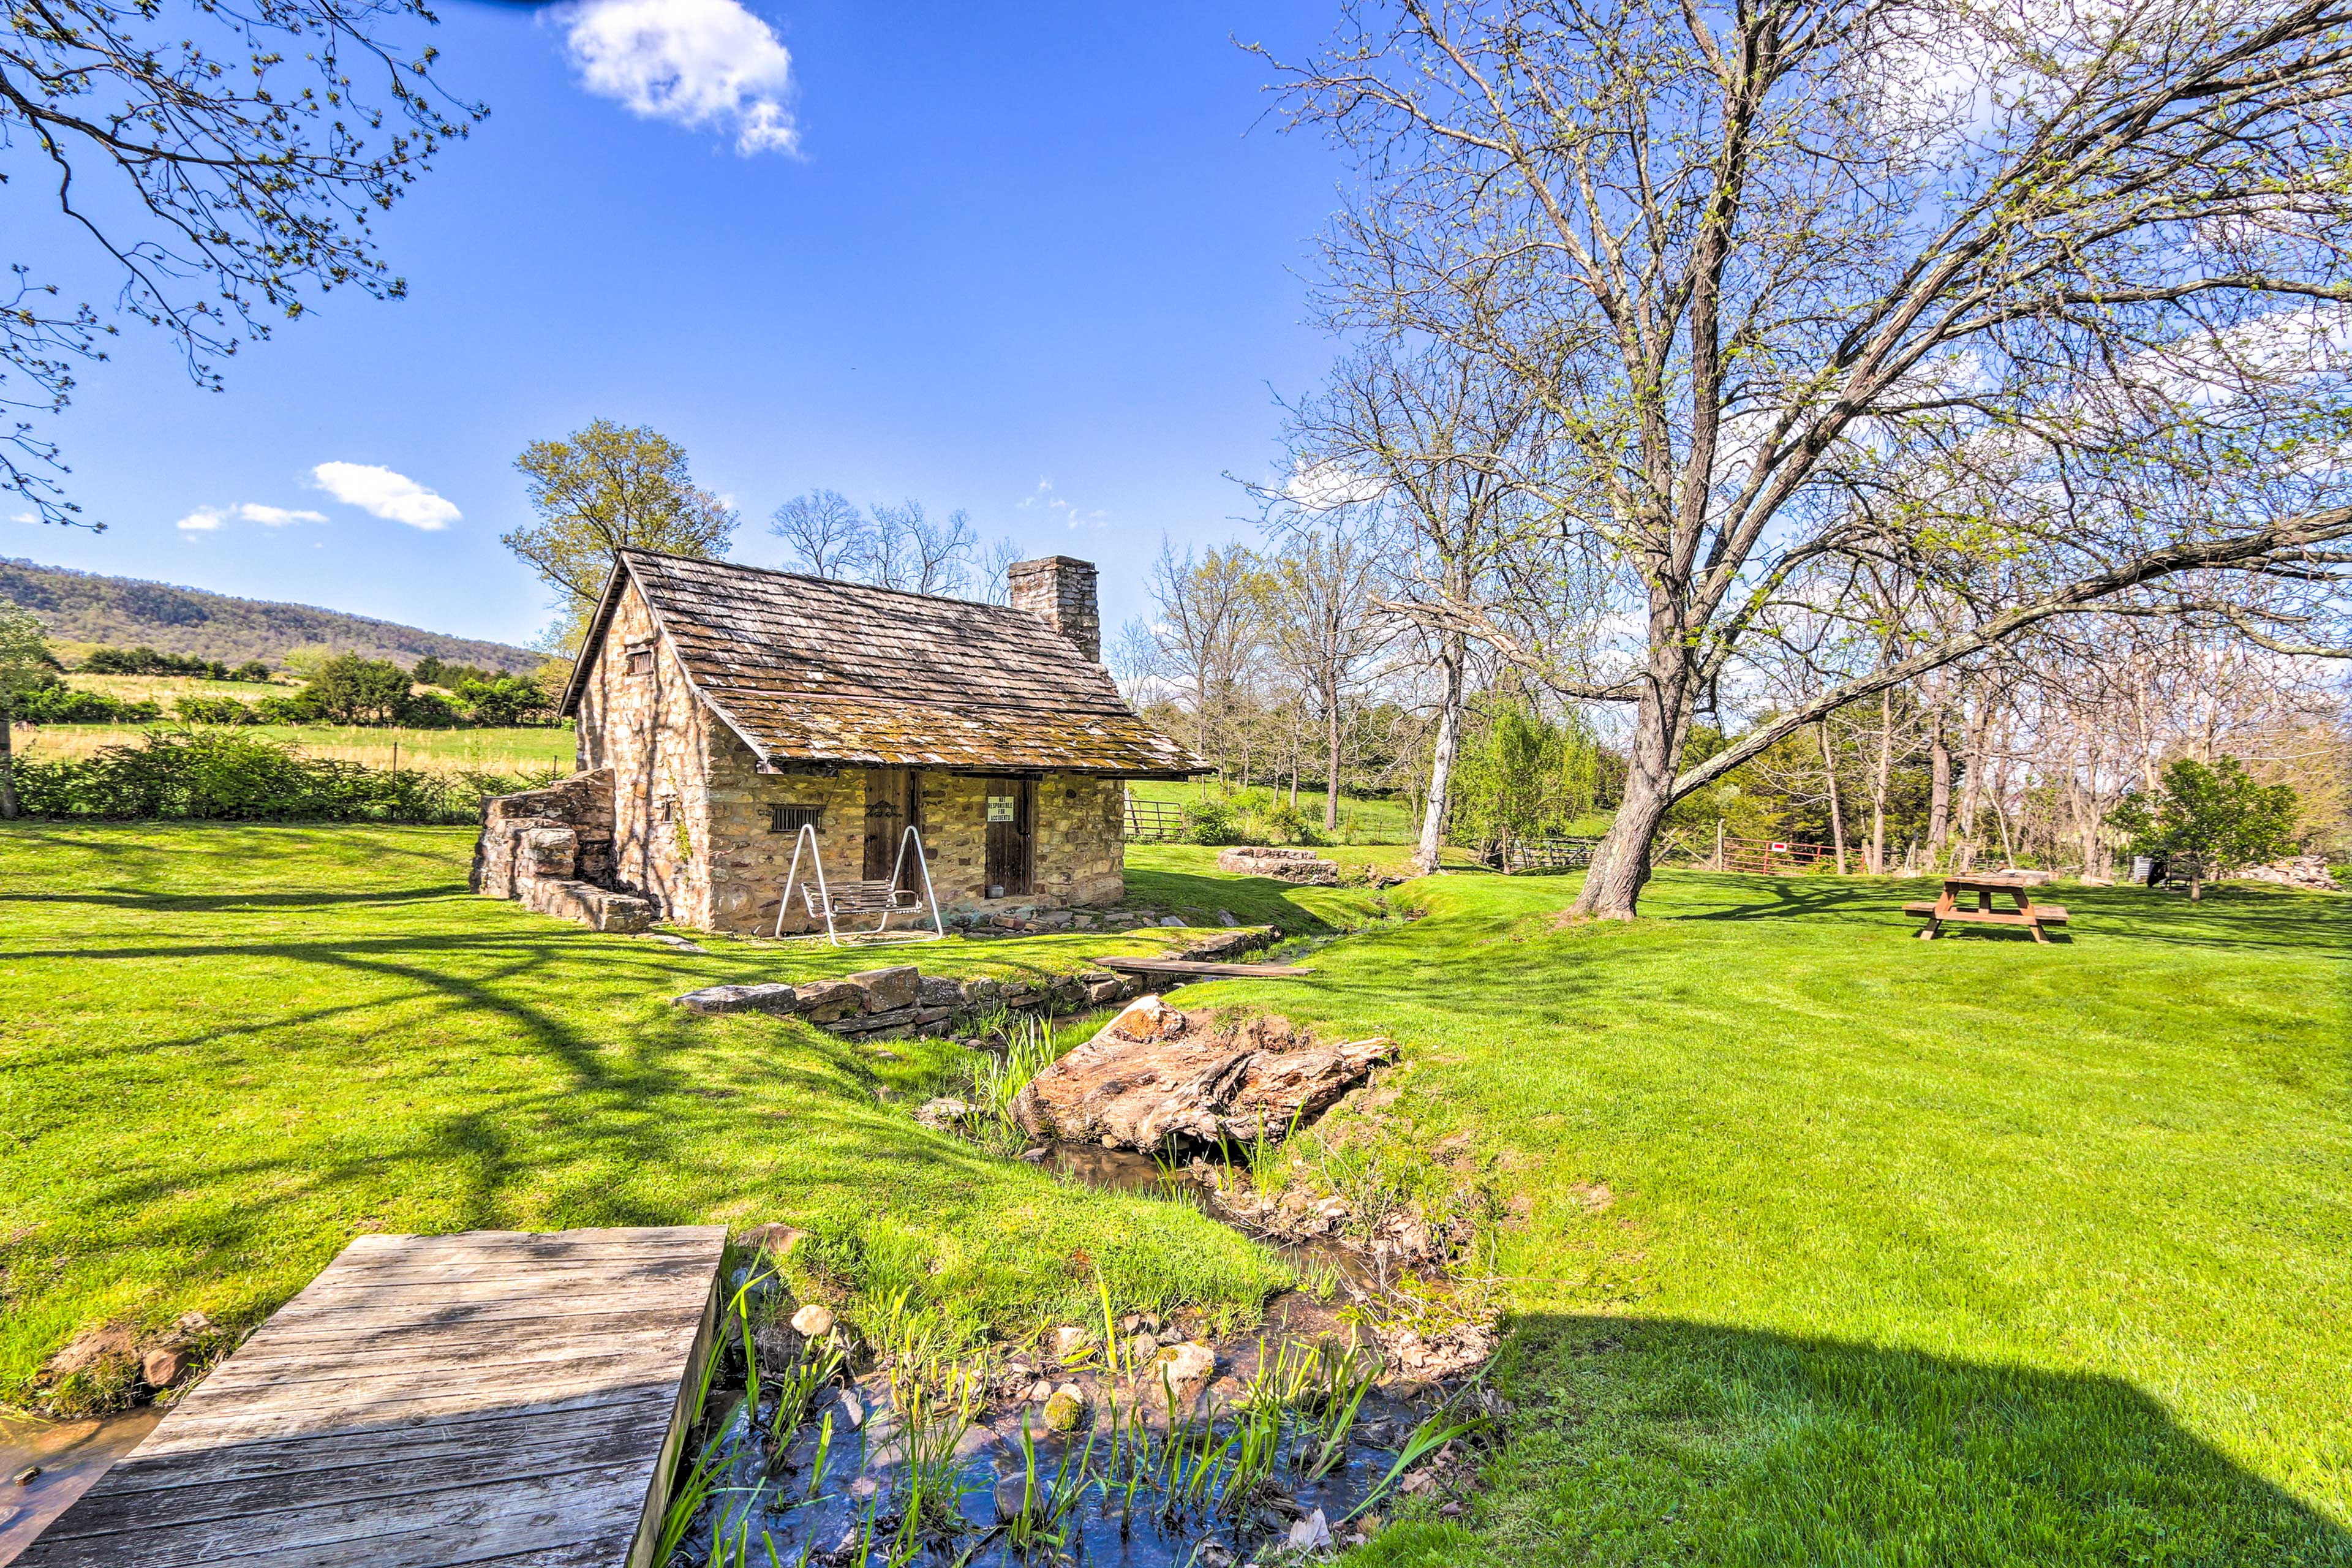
0, 825, 1360, 1414
4, 828, 2345, 1562
1174, 862, 2351, 1565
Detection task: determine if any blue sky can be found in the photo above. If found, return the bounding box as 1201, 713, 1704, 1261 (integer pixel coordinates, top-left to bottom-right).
13, 2, 1349, 649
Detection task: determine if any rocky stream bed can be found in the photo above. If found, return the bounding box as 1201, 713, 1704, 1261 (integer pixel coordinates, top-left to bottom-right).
663, 996, 1501, 1568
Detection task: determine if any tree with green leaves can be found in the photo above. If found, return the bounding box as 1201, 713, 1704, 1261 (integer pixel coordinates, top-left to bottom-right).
298, 654, 411, 726
453, 676, 549, 727
2108, 758, 2299, 901
0, 606, 66, 818
5, 0, 481, 528
1449, 695, 1607, 860
504, 420, 739, 649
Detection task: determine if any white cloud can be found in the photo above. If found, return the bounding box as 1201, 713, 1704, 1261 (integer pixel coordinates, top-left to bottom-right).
173, 503, 328, 533
1016, 477, 1107, 530
241, 503, 330, 527
309, 462, 461, 530
560, 0, 799, 156
1283, 458, 1386, 511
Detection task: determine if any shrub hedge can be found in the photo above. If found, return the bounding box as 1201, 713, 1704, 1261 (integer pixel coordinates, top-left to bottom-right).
10, 729, 551, 824
14, 686, 163, 724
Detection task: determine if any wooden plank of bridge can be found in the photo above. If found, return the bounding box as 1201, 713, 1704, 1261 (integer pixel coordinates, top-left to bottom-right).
15, 1226, 728, 1568
1096, 956, 1310, 979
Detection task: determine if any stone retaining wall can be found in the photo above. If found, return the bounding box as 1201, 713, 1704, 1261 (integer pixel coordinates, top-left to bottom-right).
470, 767, 654, 933
670, 927, 1278, 1042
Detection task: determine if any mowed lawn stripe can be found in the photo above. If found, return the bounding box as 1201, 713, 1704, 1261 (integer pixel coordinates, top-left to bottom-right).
1157, 855, 2350, 1564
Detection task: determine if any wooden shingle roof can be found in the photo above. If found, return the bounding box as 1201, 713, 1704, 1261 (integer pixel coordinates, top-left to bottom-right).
562, 550, 1204, 776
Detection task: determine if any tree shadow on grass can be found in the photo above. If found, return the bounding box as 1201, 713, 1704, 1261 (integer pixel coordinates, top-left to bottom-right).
1456, 1312, 2351, 1567
1654, 874, 2347, 953
1121, 867, 1373, 933
0, 884, 473, 911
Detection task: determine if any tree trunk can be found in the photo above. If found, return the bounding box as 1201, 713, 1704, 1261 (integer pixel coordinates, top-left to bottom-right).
1926, 710, 1953, 867
1954, 701, 1988, 873
1287, 702, 1302, 811
1324, 685, 1343, 836
1412, 634, 1467, 876
0, 699, 18, 820
1819, 723, 1849, 875
1868, 689, 1894, 875
1572, 643, 1696, 919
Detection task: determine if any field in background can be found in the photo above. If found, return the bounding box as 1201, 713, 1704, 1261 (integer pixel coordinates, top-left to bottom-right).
11, 723, 575, 773
1125, 777, 1422, 843
66, 673, 301, 703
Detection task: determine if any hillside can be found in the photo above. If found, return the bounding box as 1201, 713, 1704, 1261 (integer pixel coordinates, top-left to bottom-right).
0, 559, 539, 672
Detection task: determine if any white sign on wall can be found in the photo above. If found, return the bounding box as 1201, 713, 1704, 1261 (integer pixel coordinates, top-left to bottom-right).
987, 795, 1016, 823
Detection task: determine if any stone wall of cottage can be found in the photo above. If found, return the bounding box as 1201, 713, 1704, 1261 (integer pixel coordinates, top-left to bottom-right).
680, 760, 1129, 935
574, 580, 715, 927
915, 772, 1125, 913
1038, 774, 1126, 906
701, 729, 870, 934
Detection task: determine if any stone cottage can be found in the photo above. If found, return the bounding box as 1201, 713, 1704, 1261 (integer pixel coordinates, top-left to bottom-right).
473, 549, 1200, 933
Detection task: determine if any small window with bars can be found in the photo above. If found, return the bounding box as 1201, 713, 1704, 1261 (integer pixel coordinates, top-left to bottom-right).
624, 646, 655, 676
769, 804, 823, 834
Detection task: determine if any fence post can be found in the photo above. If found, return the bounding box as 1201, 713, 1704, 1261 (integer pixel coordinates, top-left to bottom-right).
1714, 819, 1725, 870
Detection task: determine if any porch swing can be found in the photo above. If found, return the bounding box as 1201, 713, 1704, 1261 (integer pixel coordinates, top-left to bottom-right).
774, 821, 947, 945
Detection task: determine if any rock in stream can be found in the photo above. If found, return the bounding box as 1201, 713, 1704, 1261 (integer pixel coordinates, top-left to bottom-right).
1009, 996, 1392, 1149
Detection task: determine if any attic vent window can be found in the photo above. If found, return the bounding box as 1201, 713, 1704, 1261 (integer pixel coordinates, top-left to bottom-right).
624, 647, 655, 676
769, 804, 823, 834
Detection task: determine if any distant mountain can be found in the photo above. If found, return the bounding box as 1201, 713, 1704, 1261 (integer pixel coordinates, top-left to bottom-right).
0, 559, 541, 672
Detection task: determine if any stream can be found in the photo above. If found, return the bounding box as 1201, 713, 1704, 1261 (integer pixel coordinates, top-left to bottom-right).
0, 1410, 160, 1566
665, 1142, 1480, 1568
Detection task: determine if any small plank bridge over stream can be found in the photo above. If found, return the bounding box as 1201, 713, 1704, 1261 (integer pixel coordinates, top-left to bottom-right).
18, 1226, 728, 1568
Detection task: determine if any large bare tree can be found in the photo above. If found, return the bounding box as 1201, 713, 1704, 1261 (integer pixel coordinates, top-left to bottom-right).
1272, 0, 2352, 916
5, 0, 480, 526
1148, 540, 1267, 772
1278, 342, 1564, 872
1261, 509, 1396, 832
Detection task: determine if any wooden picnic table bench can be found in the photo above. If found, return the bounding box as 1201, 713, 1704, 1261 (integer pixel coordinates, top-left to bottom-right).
1903, 874, 2070, 943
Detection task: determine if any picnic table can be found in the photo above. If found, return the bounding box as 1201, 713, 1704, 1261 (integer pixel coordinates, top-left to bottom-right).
1903, 874, 2070, 943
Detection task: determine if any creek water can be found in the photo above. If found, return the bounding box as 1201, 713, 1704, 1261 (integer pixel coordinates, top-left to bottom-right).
666, 1145, 1457, 1567
1036, 1146, 1382, 1298
0, 1409, 161, 1566
671, 1372, 1425, 1567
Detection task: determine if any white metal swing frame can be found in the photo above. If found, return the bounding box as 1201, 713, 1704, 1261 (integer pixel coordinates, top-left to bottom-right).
774, 821, 947, 945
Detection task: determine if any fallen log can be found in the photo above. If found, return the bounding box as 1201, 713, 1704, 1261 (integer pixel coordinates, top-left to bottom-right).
1010, 996, 1390, 1149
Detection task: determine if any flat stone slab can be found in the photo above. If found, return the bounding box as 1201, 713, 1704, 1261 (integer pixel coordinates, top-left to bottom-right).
675, 981, 801, 1015
15, 1226, 728, 1568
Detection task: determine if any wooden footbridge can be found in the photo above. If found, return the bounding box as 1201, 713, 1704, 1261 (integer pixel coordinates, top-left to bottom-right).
17, 1226, 728, 1568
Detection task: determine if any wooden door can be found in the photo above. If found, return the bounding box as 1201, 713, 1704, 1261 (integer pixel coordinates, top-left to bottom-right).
863, 769, 913, 883
984, 779, 1034, 897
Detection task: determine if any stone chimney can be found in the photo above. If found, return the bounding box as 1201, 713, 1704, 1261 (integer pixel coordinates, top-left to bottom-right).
1006, 556, 1101, 662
